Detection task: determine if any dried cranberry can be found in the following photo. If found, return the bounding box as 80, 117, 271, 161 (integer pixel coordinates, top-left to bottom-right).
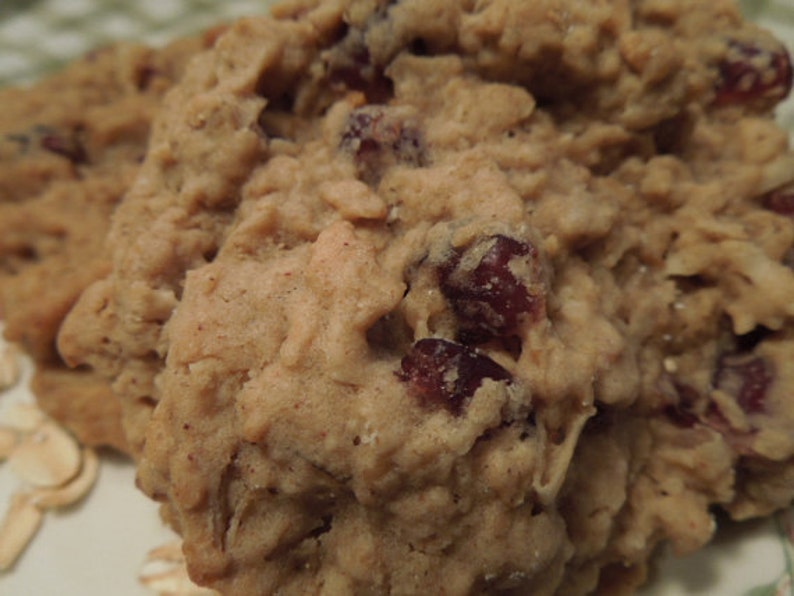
764, 188, 794, 216
39, 128, 87, 164
396, 338, 512, 415
438, 235, 544, 344
340, 106, 424, 184
713, 353, 773, 414
714, 39, 793, 108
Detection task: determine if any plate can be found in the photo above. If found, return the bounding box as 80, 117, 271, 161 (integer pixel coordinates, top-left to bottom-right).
0, 333, 174, 596
1, 1, 794, 594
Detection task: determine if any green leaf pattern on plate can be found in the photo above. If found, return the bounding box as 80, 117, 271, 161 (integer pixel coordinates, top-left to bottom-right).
0, 0, 273, 87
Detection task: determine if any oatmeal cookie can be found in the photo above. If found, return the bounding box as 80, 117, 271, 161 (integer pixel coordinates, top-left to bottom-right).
0, 35, 215, 451
59, 0, 794, 593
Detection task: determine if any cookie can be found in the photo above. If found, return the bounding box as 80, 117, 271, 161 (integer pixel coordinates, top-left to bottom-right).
0, 34, 216, 451
59, 0, 794, 593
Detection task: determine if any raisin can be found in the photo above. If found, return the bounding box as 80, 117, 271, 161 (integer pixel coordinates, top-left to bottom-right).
713, 353, 773, 414
340, 106, 424, 184
438, 235, 544, 345
396, 338, 512, 415
714, 39, 793, 108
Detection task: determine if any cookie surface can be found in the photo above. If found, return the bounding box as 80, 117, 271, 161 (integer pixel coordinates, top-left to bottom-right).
59, 0, 794, 593
0, 34, 215, 451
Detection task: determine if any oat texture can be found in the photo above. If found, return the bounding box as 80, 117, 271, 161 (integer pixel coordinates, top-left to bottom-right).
0, 32, 219, 451
26, 0, 794, 593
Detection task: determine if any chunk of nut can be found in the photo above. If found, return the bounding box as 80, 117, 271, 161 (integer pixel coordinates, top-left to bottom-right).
140, 541, 219, 595
0, 493, 43, 571
8, 420, 82, 488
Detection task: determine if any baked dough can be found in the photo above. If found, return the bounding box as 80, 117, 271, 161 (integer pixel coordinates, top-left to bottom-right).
53, 0, 794, 593
0, 35, 213, 451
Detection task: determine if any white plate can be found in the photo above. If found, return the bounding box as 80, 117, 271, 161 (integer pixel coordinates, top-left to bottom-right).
0, 328, 176, 596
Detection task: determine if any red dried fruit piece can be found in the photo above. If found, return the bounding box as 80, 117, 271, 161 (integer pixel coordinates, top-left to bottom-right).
439, 235, 544, 344
714, 39, 793, 108
339, 105, 424, 184
38, 128, 87, 164
713, 353, 773, 414
4, 127, 87, 163
396, 338, 512, 415
764, 187, 794, 216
